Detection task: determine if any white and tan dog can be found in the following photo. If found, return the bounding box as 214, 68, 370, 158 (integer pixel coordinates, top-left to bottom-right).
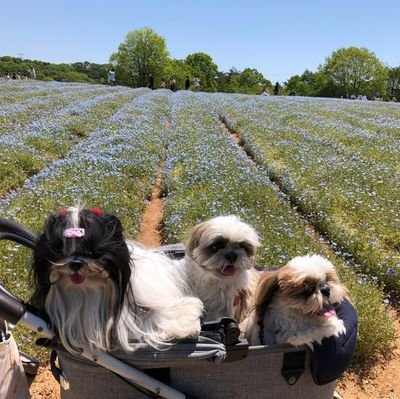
245, 254, 349, 348
182, 215, 261, 323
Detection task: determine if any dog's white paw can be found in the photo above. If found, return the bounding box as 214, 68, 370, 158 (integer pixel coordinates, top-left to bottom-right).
335, 319, 346, 336
159, 297, 203, 340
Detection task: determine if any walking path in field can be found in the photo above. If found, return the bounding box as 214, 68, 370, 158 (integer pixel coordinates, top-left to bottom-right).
135, 157, 165, 247
135, 119, 170, 247
220, 117, 333, 257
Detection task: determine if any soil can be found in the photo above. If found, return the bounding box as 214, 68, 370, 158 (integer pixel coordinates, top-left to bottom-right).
28, 120, 400, 398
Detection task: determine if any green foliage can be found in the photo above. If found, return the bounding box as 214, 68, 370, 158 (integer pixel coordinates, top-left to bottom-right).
284, 69, 319, 96
185, 52, 219, 92
162, 59, 193, 90
218, 94, 400, 292
0, 56, 97, 83
341, 267, 396, 364
387, 66, 400, 100
318, 47, 388, 97
70, 61, 109, 83
110, 27, 170, 87
228, 68, 272, 94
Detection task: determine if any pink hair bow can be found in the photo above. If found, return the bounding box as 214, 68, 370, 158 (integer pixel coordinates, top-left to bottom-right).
63, 228, 85, 238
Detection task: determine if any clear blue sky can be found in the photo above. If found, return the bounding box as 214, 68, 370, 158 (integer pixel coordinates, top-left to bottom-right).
1, 0, 399, 83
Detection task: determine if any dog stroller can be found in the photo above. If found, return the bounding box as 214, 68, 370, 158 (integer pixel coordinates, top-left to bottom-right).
0, 217, 357, 399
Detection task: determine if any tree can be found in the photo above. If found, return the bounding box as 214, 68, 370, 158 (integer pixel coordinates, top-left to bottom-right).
228, 68, 271, 94
387, 66, 400, 99
110, 27, 169, 87
284, 69, 319, 97
162, 59, 193, 90
319, 47, 388, 97
0, 56, 94, 83
216, 68, 239, 92
185, 53, 218, 92
71, 62, 109, 84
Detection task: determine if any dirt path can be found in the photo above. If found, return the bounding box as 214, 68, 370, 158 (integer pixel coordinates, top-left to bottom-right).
135, 164, 165, 247
336, 312, 400, 399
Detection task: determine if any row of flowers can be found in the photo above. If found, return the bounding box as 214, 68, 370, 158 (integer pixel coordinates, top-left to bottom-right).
160, 91, 394, 362
215, 94, 400, 292
0, 82, 145, 198
0, 88, 171, 301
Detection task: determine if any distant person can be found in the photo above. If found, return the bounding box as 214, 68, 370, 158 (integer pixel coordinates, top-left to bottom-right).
3, 72, 11, 80
273, 82, 279, 95
148, 73, 154, 90
12, 72, 17, 80
261, 87, 270, 96
185, 76, 190, 90
289, 91, 296, 96
194, 77, 200, 91
29, 65, 36, 79
160, 79, 166, 89
108, 68, 116, 86
169, 76, 176, 92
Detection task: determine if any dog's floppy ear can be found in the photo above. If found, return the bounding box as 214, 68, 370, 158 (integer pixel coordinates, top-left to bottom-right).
103, 213, 124, 237
185, 220, 209, 256
255, 269, 280, 319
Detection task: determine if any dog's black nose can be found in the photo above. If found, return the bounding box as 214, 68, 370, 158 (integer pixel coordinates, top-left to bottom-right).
69, 259, 84, 272
224, 251, 237, 263
320, 287, 330, 297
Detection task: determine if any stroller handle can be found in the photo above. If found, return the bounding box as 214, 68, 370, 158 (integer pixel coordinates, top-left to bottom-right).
0, 283, 28, 325
0, 216, 37, 249
0, 216, 37, 324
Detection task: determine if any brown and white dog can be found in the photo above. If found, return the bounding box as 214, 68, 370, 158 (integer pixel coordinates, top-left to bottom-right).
245, 254, 349, 348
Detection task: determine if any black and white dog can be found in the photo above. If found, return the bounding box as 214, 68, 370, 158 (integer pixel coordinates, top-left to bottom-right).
30, 207, 203, 354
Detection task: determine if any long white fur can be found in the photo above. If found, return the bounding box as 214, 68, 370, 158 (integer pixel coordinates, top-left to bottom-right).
118, 242, 203, 349
46, 241, 203, 354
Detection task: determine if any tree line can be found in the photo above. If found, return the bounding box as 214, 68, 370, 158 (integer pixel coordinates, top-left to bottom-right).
1, 27, 399, 100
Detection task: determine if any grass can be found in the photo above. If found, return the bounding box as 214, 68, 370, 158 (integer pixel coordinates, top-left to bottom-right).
0, 82, 397, 367
216, 94, 400, 292
161, 92, 396, 363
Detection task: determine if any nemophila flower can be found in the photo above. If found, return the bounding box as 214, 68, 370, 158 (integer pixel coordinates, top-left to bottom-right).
162, 92, 322, 262
211, 92, 400, 289
0, 88, 171, 243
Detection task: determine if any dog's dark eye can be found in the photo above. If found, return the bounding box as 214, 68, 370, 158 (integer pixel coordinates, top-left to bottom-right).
208, 238, 227, 253
301, 283, 316, 298
239, 242, 255, 256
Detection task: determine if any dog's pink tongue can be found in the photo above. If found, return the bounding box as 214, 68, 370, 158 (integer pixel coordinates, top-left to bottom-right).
70, 273, 85, 285
320, 304, 336, 318
220, 265, 236, 276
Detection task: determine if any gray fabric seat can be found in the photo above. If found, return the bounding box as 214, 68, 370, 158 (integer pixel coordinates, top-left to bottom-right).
57, 339, 336, 399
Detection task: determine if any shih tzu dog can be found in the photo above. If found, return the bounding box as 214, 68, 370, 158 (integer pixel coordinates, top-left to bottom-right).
30, 207, 203, 355
245, 254, 349, 348
182, 215, 261, 323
